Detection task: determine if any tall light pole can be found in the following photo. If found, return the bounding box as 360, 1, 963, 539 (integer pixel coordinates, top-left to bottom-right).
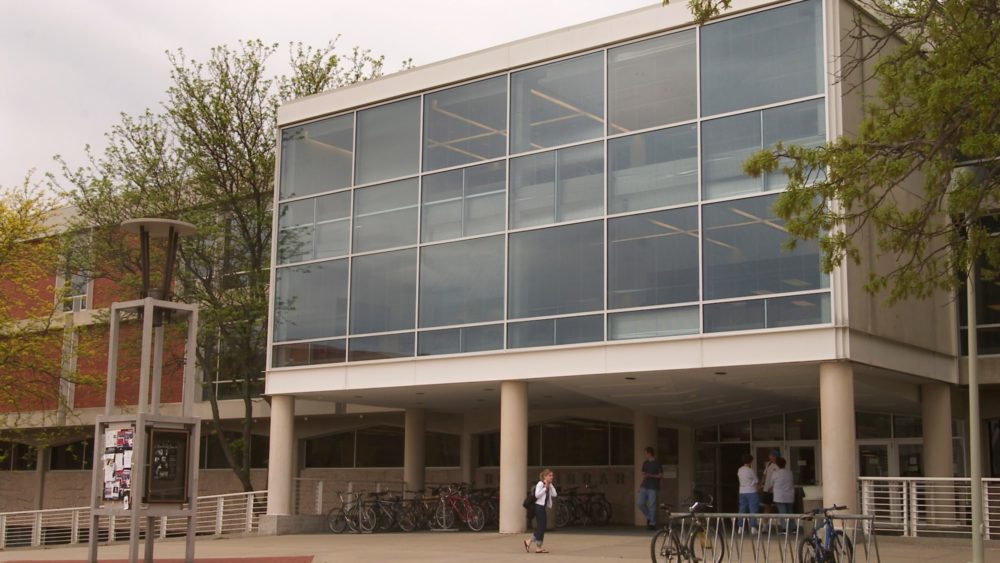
966, 261, 984, 563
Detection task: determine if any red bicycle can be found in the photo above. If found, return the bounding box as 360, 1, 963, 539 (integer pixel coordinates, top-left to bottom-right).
432, 484, 486, 531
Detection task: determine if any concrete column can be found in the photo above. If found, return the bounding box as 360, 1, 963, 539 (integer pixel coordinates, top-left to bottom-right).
404, 408, 426, 492
921, 382, 954, 524
677, 427, 694, 508
633, 411, 657, 526
499, 381, 528, 534
33, 446, 49, 510
819, 362, 857, 510
460, 414, 474, 485
266, 395, 295, 516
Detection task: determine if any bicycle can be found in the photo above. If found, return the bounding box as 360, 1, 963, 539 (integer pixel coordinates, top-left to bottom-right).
432, 483, 486, 531
327, 491, 377, 534
650, 495, 724, 563
797, 505, 854, 563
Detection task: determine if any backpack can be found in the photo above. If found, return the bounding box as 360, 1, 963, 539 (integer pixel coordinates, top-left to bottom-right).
522, 486, 535, 509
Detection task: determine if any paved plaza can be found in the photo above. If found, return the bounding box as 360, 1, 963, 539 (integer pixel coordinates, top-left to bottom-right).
2, 529, 998, 563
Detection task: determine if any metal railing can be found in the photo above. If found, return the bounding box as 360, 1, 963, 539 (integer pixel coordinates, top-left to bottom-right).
293, 478, 407, 516
0, 490, 267, 550
859, 477, 1000, 539
654, 512, 879, 563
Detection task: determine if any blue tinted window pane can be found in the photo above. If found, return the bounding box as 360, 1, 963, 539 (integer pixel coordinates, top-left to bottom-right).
353, 179, 418, 253
350, 249, 416, 334
277, 192, 351, 264
702, 112, 762, 200
608, 207, 699, 308
273, 260, 348, 341
508, 221, 604, 318
424, 76, 507, 171
511, 53, 604, 153
762, 99, 827, 190
704, 299, 765, 332
609, 124, 698, 213
418, 325, 503, 356
277, 199, 315, 264
508, 315, 603, 349
510, 142, 602, 229
356, 98, 420, 184
314, 192, 352, 260
609, 306, 699, 340
421, 162, 505, 242
702, 194, 827, 300
701, 0, 823, 116
279, 114, 353, 200
348, 333, 414, 361
767, 293, 830, 327
608, 30, 697, 132
419, 236, 504, 327
272, 339, 346, 368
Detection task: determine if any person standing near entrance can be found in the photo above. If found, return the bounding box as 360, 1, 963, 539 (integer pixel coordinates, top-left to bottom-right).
761, 448, 780, 513
524, 469, 557, 554
771, 457, 796, 532
638, 446, 663, 530
737, 453, 759, 533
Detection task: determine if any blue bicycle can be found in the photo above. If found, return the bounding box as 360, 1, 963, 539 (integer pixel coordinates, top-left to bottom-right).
798, 505, 854, 563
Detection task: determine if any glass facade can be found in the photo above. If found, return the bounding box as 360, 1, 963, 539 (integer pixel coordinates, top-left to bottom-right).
272, 0, 830, 367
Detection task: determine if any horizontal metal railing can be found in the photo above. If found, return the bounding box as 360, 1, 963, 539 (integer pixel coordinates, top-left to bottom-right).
655, 512, 879, 563
859, 477, 1000, 539
0, 490, 267, 550
293, 478, 407, 516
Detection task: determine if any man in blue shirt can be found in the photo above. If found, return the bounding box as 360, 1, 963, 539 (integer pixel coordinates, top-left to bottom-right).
638, 446, 663, 530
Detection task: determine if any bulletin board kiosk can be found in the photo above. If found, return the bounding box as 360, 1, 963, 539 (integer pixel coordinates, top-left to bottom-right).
88, 219, 200, 563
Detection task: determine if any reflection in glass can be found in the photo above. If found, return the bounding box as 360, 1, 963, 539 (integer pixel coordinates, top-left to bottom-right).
703, 194, 826, 300
785, 409, 818, 440
418, 324, 503, 356
353, 178, 418, 253
355, 98, 420, 184
510, 142, 603, 229
277, 198, 316, 264
421, 162, 505, 242
702, 112, 762, 199
278, 192, 352, 264
508, 315, 603, 349
894, 415, 922, 438
350, 249, 416, 334
419, 236, 504, 327
314, 192, 352, 259
857, 412, 893, 439
279, 114, 353, 200
704, 293, 830, 332
608, 30, 697, 133
348, 333, 414, 362
609, 306, 699, 340
762, 99, 827, 190
273, 260, 348, 342
273, 339, 346, 367
508, 221, 603, 318
511, 53, 604, 153
609, 124, 698, 212
423, 76, 507, 171
752, 415, 784, 441
701, 0, 823, 116
608, 207, 698, 308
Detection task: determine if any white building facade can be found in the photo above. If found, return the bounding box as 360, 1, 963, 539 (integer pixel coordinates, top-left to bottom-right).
264, 0, 984, 532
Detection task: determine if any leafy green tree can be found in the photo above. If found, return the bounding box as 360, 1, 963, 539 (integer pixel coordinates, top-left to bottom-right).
63, 40, 394, 491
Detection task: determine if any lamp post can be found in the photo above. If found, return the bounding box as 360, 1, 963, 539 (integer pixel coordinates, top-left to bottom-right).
967, 261, 984, 563
88, 218, 200, 563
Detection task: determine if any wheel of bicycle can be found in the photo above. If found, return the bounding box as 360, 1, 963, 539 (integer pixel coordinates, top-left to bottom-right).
649, 529, 683, 563
344, 506, 359, 532
357, 505, 378, 533
832, 532, 854, 563
554, 501, 572, 528
797, 537, 820, 563
466, 505, 486, 532
396, 506, 416, 532
482, 498, 499, 526
588, 501, 611, 525
688, 526, 725, 563
326, 507, 347, 534
433, 503, 456, 530
376, 504, 395, 532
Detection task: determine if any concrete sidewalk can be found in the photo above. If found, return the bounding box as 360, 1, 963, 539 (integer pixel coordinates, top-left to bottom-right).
2, 529, 997, 562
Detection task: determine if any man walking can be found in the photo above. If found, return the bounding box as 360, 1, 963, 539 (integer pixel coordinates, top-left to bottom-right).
638, 446, 663, 530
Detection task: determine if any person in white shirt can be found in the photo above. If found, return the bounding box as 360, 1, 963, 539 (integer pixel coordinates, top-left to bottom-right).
524, 468, 557, 554
761, 448, 780, 513
771, 457, 796, 532
737, 454, 759, 532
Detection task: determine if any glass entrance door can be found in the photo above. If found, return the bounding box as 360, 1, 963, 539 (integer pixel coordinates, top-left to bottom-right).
858, 443, 890, 477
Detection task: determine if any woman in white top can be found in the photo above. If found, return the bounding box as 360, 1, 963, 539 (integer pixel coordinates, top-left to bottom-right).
737, 454, 759, 532
524, 468, 557, 554
771, 457, 796, 532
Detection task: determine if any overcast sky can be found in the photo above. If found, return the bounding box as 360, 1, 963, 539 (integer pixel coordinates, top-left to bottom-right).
0, 0, 656, 195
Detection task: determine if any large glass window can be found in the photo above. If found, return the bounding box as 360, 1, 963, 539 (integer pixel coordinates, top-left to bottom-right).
350, 249, 416, 334
508, 221, 603, 318
608, 30, 697, 133
421, 162, 505, 242
423, 76, 507, 171
355, 98, 420, 184
511, 53, 604, 153
700, 0, 823, 116
510, 142, 603, 229
273, 260, 348, 342
348, 333, 414, 361
702, 194, 827, 300
273, 339, 346, 368
277, 191, 351, 264
508, 315, 603, 349
704, 293, 830, 332
353, 178, 418, 253
305, 432, 355, 468
608, 207, 699, 308
418, 324, 503, 356
609, 306, 699, 340
419, 236, 504, 327
609, 124, 698, 213
356, 426, 405, 467
279, 114, 353, 200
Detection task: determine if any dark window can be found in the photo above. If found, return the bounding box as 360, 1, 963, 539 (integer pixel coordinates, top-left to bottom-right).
426, 432, 460, 467
856, 412, 892, 439
477, 432, 500, 467
785, 409, 818, 440
542, 419, 610, 466
657, 427, 680, 466
50, 439, 93, 470
611, 423, 635, 465
355, 426, 404, 467
305, 432, 355, 468
12, 443, 37, 471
